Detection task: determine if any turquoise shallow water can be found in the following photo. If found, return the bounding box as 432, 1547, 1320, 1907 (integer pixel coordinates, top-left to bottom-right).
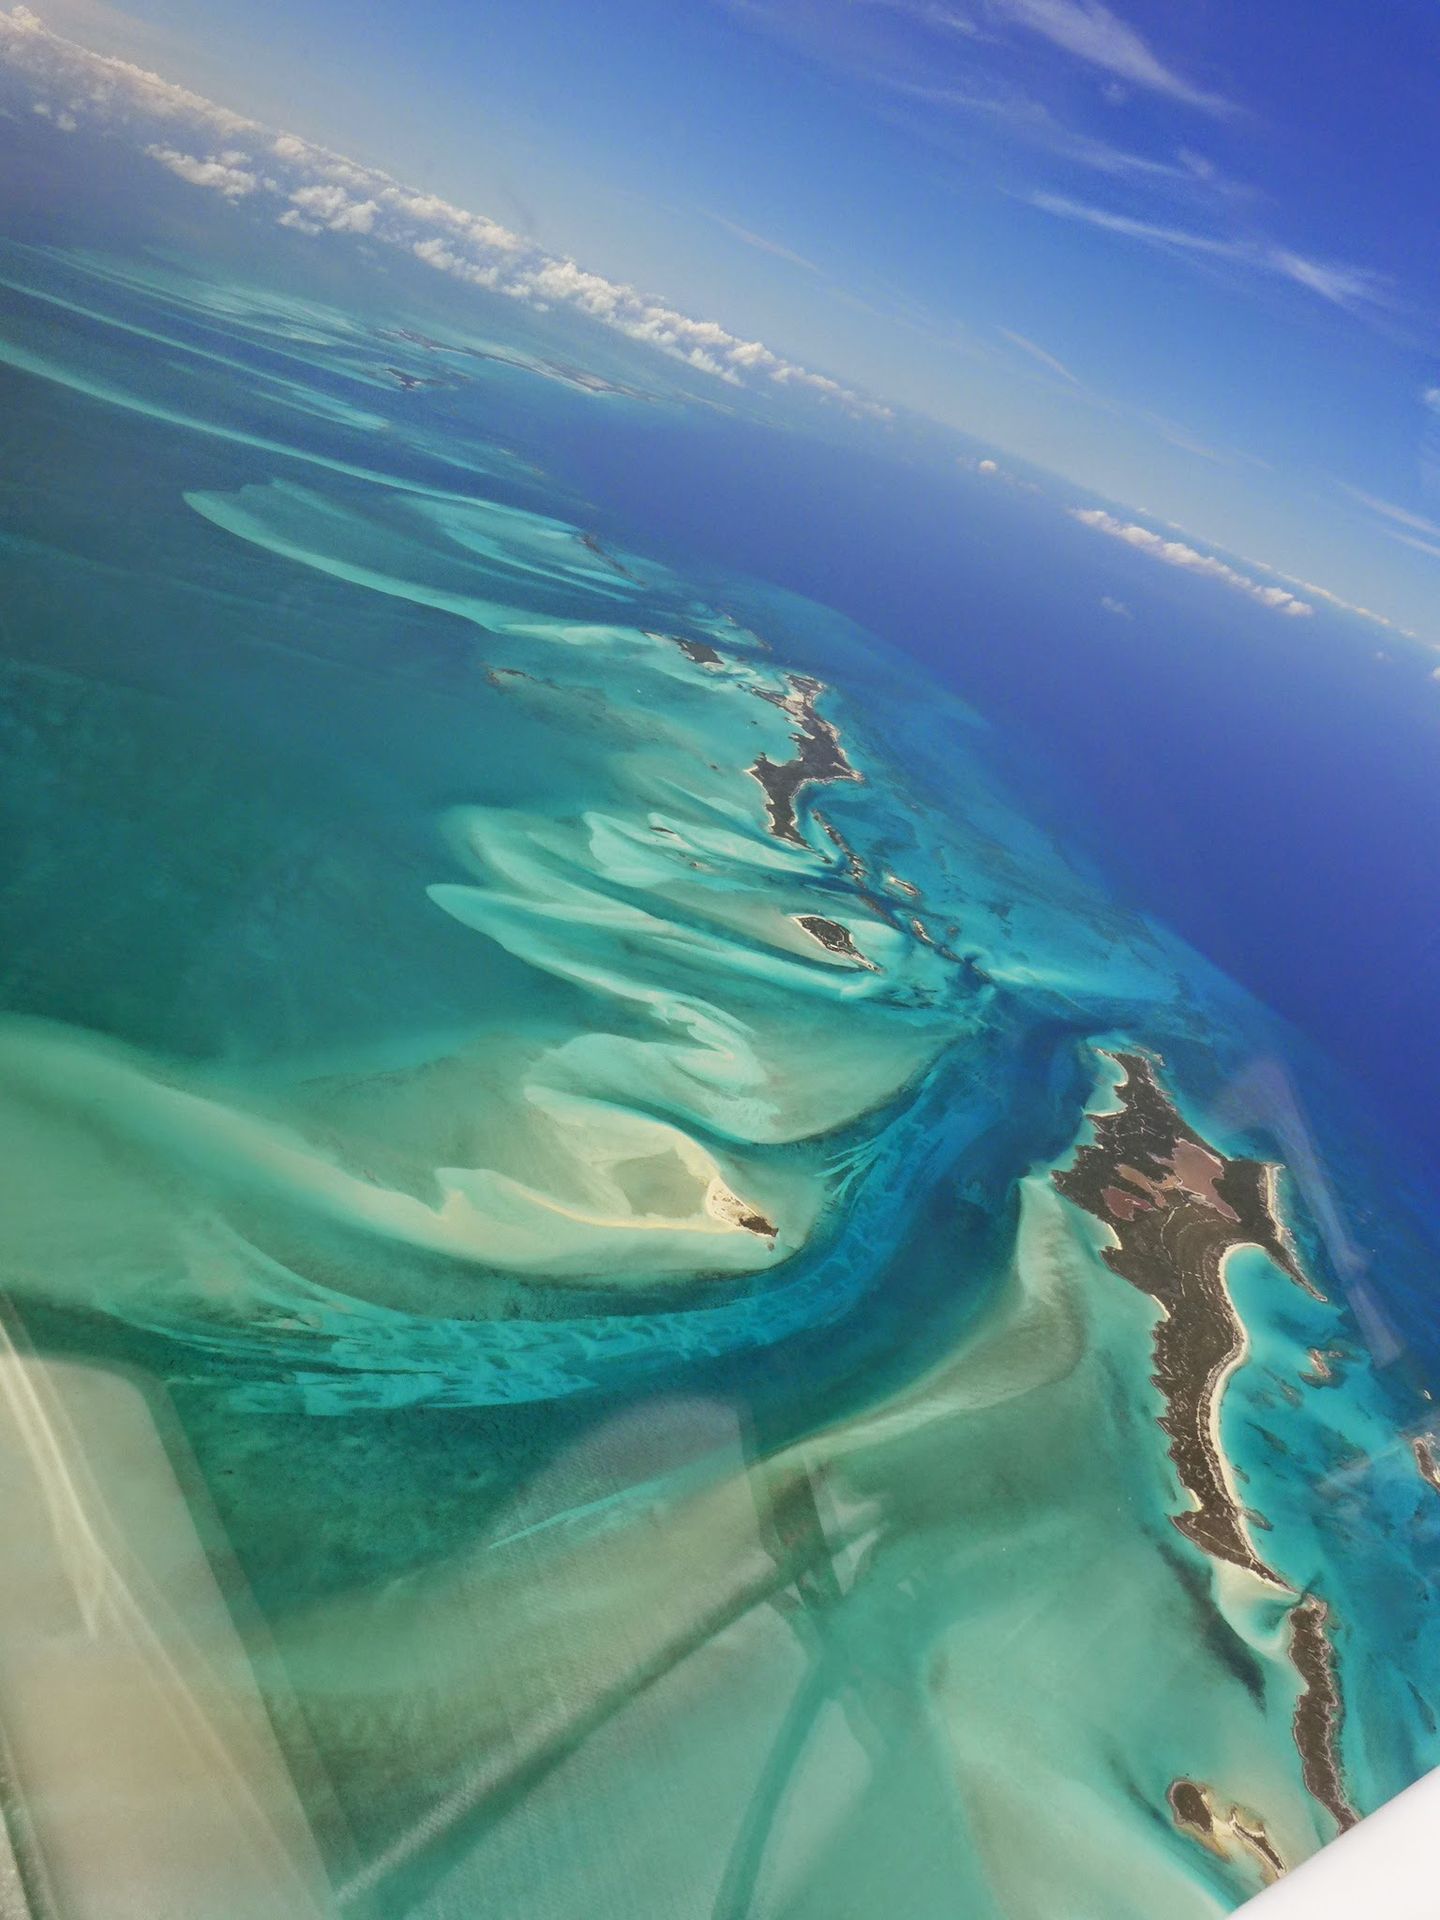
1, 238, 1438, 1920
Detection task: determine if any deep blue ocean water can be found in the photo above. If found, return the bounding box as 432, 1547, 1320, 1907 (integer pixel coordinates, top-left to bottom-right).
535, 403, 1440, 1174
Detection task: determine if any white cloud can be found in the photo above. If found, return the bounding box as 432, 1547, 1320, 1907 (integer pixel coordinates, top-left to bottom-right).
144, 144, 257, 198
1106, 515, 1412, 638
1243, 559, 1408, 635
885, 0, 1230, 113
1069, 507, 1314, 616
1422, 387, 1440, 414
998, 326, 1082, 384
988, 0, 1233, 114
1267, 250, 1392, 309
1029, 192, 1391, 312
713, 216, 819, 274
288, 182, 378, 233
327, 198, 377, 234
410, 236, 501, 289
963, 453, 1040, 491
1337, 482, 1440, 543
1, 3, 256, 136
881, 70, 1239, 192
28, 92, 71, 126
385, 189, 523, 254
1030, 192, 1237, 254
1099, 594, 1132, 617
0, 4, 883, 416
1148, 419, 1226, 462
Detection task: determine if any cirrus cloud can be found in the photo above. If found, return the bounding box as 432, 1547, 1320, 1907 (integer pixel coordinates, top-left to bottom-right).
986, 0, 1233, 115
1029, 192, 1393, 314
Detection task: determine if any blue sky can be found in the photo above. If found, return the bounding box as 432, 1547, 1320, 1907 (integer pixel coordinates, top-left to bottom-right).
7, 0, 1440, 639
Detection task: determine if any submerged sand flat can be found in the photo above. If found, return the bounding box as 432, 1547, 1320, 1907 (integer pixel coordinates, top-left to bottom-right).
0, 241, 1438, 1920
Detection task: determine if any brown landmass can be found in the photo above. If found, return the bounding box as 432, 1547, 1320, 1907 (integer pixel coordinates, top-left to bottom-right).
793, 914, 880, 970
814, 811, 867, 885
576, 531, 638, 579
1289, 1597, 1357, 1831
811, 814, 950, 958
748, 675, 861, 845
706, 1183, 777, 1241
1053, 1051, 1317, 1581
1300, 1346, 1347, 1387
651, 656, 943, 970
669, 634, 724, 667
1056, 1053, 1357, 1838
1168, 1778, 1286, 1885
1412, 1434, 1440, 1494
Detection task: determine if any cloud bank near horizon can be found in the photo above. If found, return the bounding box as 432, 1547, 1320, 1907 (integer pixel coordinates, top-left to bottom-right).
1068, 506, 1317, 616
1067, 508, 1412, 637
0, 5, 887, 416
1, 5, 1427, 649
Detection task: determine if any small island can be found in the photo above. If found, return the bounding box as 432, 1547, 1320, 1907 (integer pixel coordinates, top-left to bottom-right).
748, 675, 861, 845
1054, 1051, 1317, 1582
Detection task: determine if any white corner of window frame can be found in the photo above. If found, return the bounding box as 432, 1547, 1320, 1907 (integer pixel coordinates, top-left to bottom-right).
1239, 1770, 1440, 1918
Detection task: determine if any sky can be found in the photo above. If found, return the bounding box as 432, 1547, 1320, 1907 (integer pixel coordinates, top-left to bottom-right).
3, 0, 1439, 643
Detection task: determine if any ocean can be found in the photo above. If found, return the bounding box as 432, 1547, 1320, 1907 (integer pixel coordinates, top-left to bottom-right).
1, 133, 1438, 1920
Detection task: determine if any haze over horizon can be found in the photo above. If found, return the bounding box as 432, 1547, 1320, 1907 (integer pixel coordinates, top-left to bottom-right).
3, 0, 1439, 648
